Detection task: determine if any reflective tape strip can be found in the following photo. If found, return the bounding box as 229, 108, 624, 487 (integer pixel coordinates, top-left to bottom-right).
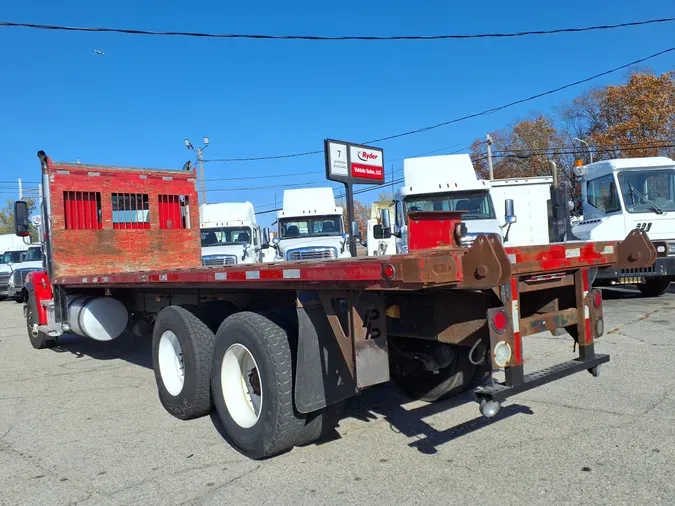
283, 269, 301, 279
215, 272, 227, 281
246, 271, 260, 280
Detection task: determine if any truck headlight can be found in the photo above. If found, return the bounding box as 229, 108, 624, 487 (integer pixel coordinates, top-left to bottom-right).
668, 241, 675, 255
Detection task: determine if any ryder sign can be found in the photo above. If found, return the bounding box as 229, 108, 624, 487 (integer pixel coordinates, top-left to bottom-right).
324, 139, 384, 185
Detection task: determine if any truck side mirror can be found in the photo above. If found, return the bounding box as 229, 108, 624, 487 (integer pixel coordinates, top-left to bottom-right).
14, 201, 30, 237
262, 227, 271, 248
380, 209, 391, 230
350, 221, 361, 242
373, 224, 392, 240
375, 209, 393, 239
505, 199, 517, 224
271, 237, 280, 248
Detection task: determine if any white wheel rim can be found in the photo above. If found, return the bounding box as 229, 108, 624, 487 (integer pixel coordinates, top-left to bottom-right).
221, 343, 263, 429
158, 331, 185, 396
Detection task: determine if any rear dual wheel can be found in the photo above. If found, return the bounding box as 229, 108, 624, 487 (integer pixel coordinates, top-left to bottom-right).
211, 311, 313, 459
153, 306, 339, 459
152, 305, 216, 420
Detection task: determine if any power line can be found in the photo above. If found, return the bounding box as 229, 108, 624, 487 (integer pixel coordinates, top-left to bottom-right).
202, 46, 675, 162
2, 18, 672, 41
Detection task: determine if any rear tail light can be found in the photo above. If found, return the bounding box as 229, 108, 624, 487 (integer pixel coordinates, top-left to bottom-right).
491, 310, 508, 333
382, 264, 396, 280
592, 291, 602, 309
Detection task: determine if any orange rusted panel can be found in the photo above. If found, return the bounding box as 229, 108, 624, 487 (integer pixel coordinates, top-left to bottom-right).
42, 152, 202, 278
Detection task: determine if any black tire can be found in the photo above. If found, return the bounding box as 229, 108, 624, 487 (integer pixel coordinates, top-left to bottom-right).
390, 344, 479, 402
637, 277, 671, 297
152, 305, 215, 420
211, 311, 307, 459
25, 293, 56, 350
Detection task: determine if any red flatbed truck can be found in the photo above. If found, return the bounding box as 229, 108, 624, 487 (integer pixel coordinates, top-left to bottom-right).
13, 150, 656, 459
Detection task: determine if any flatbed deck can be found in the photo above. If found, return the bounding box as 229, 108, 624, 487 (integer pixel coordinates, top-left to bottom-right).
51, 236, 649, 291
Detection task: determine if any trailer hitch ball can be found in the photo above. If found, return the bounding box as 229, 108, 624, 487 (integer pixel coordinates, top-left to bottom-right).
479, 398, 501, 418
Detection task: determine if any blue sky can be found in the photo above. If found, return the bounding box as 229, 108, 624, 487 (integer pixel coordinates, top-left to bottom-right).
1, 0, 673, 227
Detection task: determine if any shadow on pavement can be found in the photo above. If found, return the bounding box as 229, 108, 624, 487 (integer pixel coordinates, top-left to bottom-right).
310, 384, 534, 455
50, 331, 153, 369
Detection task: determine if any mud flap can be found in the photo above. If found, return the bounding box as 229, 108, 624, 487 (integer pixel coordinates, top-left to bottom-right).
294, 290, 389, 414
294, 291, 357, 414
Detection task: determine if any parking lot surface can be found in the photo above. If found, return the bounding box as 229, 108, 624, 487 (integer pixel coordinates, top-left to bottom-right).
1, 287, 674, 506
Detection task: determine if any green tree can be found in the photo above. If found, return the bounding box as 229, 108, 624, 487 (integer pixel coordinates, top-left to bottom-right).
0, 197, 38, 241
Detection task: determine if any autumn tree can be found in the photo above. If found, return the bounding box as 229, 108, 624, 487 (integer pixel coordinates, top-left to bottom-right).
471, 115, 571, 185
559, 70, 675, 160
342, 199, 370, 240
377, 191, 395, 202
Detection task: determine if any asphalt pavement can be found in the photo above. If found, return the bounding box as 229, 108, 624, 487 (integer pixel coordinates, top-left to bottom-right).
0, 286, 673, 505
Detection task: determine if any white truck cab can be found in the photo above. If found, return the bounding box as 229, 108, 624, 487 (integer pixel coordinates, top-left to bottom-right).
387, 154, 511, 254
200, 202, 263, 266
0, 247, 30, 299
7, 245, 44, 301
270, 188, 351, 261
572, 156, 675, 296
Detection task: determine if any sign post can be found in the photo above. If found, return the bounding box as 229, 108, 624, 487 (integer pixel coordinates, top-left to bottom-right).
324, 139, 385, 257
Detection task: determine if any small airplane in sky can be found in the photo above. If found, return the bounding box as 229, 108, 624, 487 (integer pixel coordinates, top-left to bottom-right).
94, 49, 105, 55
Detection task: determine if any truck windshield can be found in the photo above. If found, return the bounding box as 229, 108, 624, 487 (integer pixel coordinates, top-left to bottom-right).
617, 169, 675, 214
279, 216, 342, 238
1, 251, 24, 263
24, 247, 43, 262
201, 227, 252, 246
403, 190, 496, 221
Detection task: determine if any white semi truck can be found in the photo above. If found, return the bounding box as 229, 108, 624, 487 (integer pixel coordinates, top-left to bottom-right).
269, 187, 352, 261
200, 202, 265, 266
0, 235, 32, 300
375, 155, 514, 254
571, 156, 675, 296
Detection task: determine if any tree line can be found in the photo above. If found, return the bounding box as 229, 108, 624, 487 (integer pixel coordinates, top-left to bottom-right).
469, 70, 675, 197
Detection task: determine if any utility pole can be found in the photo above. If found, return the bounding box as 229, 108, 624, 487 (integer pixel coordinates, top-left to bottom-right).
18, 178, 22, 199
486, 134, 494, 180
184, 137, 210, 204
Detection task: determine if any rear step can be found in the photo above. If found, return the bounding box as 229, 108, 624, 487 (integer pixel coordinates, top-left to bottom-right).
474, 354, 610, 404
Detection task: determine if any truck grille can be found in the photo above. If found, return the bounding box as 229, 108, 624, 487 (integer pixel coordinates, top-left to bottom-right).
0, 273, 10, 286
11, 269, 39, 289
619, 265, 656, 276
202, 255, 237, 267
287, 248, 337, 261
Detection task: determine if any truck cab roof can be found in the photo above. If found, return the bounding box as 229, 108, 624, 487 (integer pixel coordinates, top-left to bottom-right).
399, 154, 491, 197
577, 156, 675, 179
200, 202, 257, 227
277, 188, 343, 219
